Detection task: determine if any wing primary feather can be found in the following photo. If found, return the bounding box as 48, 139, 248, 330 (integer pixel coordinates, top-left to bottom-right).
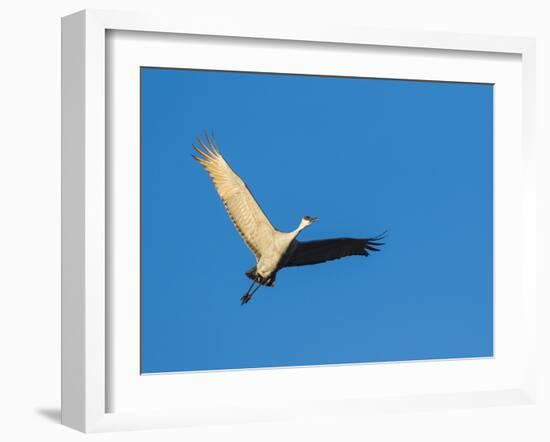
204, 131, 220, 155
209, 130, 221, 153
192, 143, 210, 159
370, 231, 388, 242
204, 130, 213, 147
191, 153, 205, 164
196, 136, 210, 153
196, 138, 216, 158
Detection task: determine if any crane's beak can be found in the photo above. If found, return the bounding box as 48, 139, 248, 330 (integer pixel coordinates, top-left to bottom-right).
310, 217, 319, 223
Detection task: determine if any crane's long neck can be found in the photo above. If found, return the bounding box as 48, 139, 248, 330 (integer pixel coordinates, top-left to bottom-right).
291, 219, 310, 239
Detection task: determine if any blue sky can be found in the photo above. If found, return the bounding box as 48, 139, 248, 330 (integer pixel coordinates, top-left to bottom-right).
140, 67, 493, 373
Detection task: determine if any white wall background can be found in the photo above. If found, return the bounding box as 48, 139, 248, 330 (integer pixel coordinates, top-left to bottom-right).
0, 1, 548, 440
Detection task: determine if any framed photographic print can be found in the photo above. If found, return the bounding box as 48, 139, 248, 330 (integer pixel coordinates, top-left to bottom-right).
61, 9, 537, 432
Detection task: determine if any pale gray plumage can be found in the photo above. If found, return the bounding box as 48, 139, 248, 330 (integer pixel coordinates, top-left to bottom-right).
192, 134, 384, 304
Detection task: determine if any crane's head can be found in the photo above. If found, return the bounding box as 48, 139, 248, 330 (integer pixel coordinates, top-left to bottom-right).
300, 216, 319, 229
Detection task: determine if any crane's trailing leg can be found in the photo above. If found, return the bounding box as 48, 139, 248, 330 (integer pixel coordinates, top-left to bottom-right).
241, 281, 262, 305
241, 280, 256, 304
241, 267, 277, 304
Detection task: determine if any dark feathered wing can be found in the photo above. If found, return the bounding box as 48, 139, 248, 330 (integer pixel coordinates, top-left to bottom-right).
283, 234, 385, 268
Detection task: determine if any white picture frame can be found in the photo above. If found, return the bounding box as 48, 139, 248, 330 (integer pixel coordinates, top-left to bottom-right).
61, 9, 537, 433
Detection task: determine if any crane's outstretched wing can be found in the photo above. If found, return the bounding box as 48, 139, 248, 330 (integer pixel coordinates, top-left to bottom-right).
192, 134, 276, 259
284, 234, 385, 267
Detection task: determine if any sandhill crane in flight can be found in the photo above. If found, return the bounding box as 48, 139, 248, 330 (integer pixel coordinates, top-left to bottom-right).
192, 133, 385, 305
